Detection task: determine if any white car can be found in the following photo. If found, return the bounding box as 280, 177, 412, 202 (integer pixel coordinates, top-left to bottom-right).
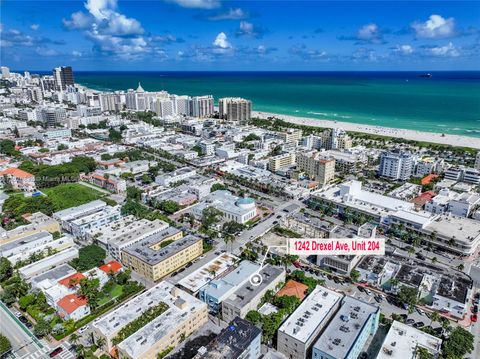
364, 289, 372, 296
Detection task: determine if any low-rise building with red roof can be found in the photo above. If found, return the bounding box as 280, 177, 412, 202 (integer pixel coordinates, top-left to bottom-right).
57, 294, 90, 321
58, 272, 85, 288
99, 260, 123, 275
0, 168, 35, 191
276, 280, 309, 301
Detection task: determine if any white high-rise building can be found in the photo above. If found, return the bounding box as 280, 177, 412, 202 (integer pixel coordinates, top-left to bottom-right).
475, 152, 480, 170
191, 95, 214, 117
1, 66, 10, 79
378, 151, 414, 180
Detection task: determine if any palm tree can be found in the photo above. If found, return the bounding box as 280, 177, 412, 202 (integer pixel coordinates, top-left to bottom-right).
430, 311, 440, 327
69, 333, 79, 346
95, 336, 106, 350
431, 257, 438, 264
457, 264, 465, 271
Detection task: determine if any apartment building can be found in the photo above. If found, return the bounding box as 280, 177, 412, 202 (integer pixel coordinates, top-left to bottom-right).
69, 205, 122, 239
53, 200, 107, 230
19, 247, 79, 279
107, 219, 170, 260
155, 167, 197, 186
115, 283, 208, 359
312, 297, 380, 359
194, 317, 261, 359
0, 232, 74, 265
377, 321, 442, 359
222, 266, 285, 323
278, 128, 303, 143
121, 228, 203, 282
0, 212, 60, 244
378, 151, 414, 180
0, 168, 35, 191
199, 261, 260, 313
277, 286, 343, 359
268, 153, 296, 172
297, 151, 336, 185
218, 97, 252, 122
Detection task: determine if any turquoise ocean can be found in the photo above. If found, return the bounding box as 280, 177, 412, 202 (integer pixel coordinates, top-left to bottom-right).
72, 71, 480, 138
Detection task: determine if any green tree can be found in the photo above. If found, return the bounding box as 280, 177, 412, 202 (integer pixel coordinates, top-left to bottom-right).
350, 269, 361, 283
156, 200, 180, 214
201, 207, 223, 230
210, 183, 227, 192
126, 186, 143, 201
78, 278, 101, 309
245, 310, 262, 326
108, 128, 122, 142
397, 286, 419, 313
222, 221, 245, 235
0, 139, 20, 156
442, 327, 474, 359
0, 257, 13, 283
34, 319, 52, 337
70, 245, 106, 271
416, 347, 433, 359
0, 334, 12, 356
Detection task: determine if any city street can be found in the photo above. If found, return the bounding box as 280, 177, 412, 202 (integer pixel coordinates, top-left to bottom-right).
0, 302, 45, 359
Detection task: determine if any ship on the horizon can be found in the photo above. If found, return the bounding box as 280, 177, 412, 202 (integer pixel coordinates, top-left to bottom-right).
418, 73, 433, 78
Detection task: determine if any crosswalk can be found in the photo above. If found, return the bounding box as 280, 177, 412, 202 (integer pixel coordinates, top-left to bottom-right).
16, 342, 75, 359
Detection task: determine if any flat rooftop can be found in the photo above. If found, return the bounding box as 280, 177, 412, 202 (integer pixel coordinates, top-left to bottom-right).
196, 317, 261, 359
436, 276, 472, 303
93, 281, 176, 338
200, 261, 260, 301
377, 321, 442, 359
108, 219, 168, 247
278, 286, 343, 344
425, 215, 480, 244
53, 200, 106, 220
117, 282, 206, 359
224, 266, 285, 309
19, 247, 79, 278
0, 231, 52, 252
122, 229, 200, 265
313, 297, 379, 357
30, 263, 76, 287
177, 253, 238, 293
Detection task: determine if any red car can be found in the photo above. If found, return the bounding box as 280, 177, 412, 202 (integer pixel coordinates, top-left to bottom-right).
49, 347, 63, 357
471, 314, 477, 323
293, 261, 302, 268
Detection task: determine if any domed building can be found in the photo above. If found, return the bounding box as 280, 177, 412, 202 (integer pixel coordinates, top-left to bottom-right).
192, 190, 257, 224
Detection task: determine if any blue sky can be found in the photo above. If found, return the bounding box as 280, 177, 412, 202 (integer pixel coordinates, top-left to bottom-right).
1, 0, 480, 71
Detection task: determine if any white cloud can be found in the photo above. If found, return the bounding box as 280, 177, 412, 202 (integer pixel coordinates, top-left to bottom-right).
35, 47, 59, 57
357, 23, 379, 40
63, 0, 152, 60
412, 15, 456, 39
395, 44, 414, 55
30, 24, 39, 31
104, 13, 144, 35
428, 42, 460, 57
212, 32, 231, 49
72, 50, 83, 57
63, 11, 92, 30
208, 8, 248, 21
166, 0, 220, 9
85, 0, 117, 20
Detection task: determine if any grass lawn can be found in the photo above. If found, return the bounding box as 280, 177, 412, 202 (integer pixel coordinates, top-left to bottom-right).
98, 284, 123, 306
43, 183, 105, 211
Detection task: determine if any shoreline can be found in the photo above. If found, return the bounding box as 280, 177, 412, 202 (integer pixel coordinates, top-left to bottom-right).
252, 111, 480, 150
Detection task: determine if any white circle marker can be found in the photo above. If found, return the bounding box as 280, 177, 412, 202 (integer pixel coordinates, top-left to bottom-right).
249, 273, 263, 286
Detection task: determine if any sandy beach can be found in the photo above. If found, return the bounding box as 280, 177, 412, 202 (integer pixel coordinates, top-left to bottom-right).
253, 111, 480, 150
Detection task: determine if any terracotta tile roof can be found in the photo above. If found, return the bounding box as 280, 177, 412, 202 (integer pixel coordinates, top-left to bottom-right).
276, 280, 309, 301
57, 294, 88, 314
412, 191, 436, 206
421, 174, 438, 185
0, 168, 34, 179
99, 260, 123, 274
58, 272, 85, 288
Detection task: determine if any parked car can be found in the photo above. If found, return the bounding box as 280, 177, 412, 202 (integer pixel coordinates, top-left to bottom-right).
357, 286, 365, 292
293, 261, 302, 269
416, 308, 426, 316
413, 321, 425, 328
471, 314, 478, 322
406, 318, 415, 325
364, 289, 372, 296
472, 305, 478, 313
49, 347, 63, 357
